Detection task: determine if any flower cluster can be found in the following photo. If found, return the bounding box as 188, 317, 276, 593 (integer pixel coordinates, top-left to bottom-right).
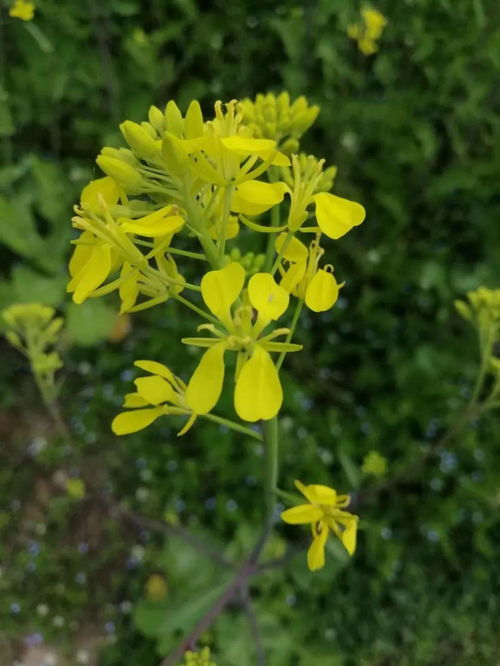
68, 95, 365, 431
183, 647, 216, 666
455, 287, 500, 375
2, 303, 63, 404
9, 0, 35, 21
348, 6, 388, 55
68, 93, 366, 573
238, 92, 319, 155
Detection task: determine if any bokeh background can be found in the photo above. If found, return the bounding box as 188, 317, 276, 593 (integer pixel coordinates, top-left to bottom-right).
2, 1, 500, 664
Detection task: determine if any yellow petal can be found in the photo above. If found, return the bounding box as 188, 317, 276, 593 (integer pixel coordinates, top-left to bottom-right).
281, 262, 307, 294
307, 523, 329, 571
134, 375, 174, 405
295, 480, 338, 506
231, 180, 289, 216
281, 504, 323, 525
304, 269, 341, 312
185, 343, 225, 415
313, 192, 365, 240
341, 519, 358, 556
81, 176, 120, 212
72, 243, 112, 304
221, 136, 277, 156
275, 232, 308, 264
123, 392, 149, 408
201, 262, 245, 321
134, 360, 175, 383
248, 273, 289, 321
69, 230, 95, 278
120, 216, 184, 237
111, 407, 164, 435
234, 346, 282, 422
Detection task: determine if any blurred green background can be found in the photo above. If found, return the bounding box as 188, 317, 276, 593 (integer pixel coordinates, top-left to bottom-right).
1, 0, 500, 664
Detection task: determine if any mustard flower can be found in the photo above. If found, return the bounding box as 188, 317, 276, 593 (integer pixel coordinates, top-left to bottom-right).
275, 233, 344, 312
238, 92, 320, 154
286, 155, 365, 238
182, 262, 302, 422
68, 177, 185, 310
9, 0, 35, 21
112, 360, 199, 436
348, 6, 388, 55
281, 480, 358, 571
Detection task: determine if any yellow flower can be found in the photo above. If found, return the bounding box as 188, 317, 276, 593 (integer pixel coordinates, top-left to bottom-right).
182, 262, 302, 422
348, 6, 388, 55
184, 647, 216, 666
111, 360, 199, 436
361, 450, 388, 477
66, 478, 85, 500
275, 233, 344, 312
238, 92, 320, 153
9, 0, 35, 21
281, 480, 358, 571
286, 155, 365, 238
68, 178, 184, 310
145, 574, 168, 601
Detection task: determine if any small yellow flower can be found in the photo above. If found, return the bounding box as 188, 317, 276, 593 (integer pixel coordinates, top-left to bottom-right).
111, 360, 198, 436
275, 233, 344, 312
281, 480, 358, 571
145, 574, 168, 602
66, 478, 85, 500
361, 450, 388, 477
184, 647, 216, 666
348, 6, 388, 55
182, 262, 302, 422
9, 0, 35, 21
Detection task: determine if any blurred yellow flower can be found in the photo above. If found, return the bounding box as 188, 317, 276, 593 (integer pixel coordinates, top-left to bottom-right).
66, 478, 85, 500
348, 6, 388, 55
361, 450, 388, 477
145, 574, 168, 602
281, 480, 358, 571
9, 0, 35, 21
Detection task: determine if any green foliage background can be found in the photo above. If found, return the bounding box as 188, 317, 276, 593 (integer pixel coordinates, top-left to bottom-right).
1, 0, 500, 664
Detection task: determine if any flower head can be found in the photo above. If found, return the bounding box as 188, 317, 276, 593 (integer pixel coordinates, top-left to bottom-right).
9, 0, 35, 21
182, 262, 302, 422
348, 6, 388, 55
112, 360, 198, 436
281, 480, 358, 571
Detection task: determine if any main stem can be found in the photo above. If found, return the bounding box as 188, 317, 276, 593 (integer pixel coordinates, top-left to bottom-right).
263, 417, 279, 517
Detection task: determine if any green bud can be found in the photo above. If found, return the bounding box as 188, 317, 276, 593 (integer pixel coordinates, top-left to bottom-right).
96, 155, 143, 191
120, 120, 159, 160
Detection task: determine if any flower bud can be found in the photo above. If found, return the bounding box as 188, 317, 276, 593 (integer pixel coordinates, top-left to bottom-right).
120, 120, 159, 160
96, 155, 143, 191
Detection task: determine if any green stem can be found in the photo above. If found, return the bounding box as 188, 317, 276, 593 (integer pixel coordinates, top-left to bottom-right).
264, 205, 281, 272
276, 299, 304, 371
218, 185, 233, 265
263, 417, 279, 516
203, 413, 263, 441
270, 230, 293, 277
174, 294, 219, 325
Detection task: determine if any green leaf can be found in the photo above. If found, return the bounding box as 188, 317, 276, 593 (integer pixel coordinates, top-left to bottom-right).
66, 300, 117, 346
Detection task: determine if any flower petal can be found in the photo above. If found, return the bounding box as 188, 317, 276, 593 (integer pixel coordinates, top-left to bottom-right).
81, 176, 120, 212
313, 192, 365, 240
111, 407, 164, 435
231, 180, 289, 216
134, 375, 174, 405
275, 232, 308, 263
234, 346, 282, 422
304, 269, 341, 312
72, 243, 112, 304
248, 273, 289, 321
295, 480, 338, 505
341, 518, 358, 556
307, 523, 329, 571
134, 360, 175, 383
185, 343, 225, 415
281, 504, 323, 525
123, 392, 149, 408
201, 262, 245, 321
